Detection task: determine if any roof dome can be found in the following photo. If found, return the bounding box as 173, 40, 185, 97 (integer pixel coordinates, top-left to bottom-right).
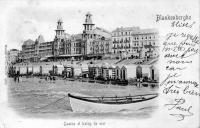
58, 18, 63, 23
37, 35, 45, 43
23, 39, 35, 46
86, 12, 92, 16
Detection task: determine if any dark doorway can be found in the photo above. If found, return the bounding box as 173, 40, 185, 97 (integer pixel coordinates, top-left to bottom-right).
136, 66, 142, 79
40, 66, 42, 75
151, 69, 154, 80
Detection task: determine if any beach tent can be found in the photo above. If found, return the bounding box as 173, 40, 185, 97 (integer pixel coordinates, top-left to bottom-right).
93, 63, 102, 78
42, 64, 53, 75
136, 65, 142, 79
115, 65, 122, 79
27, 66, 33, 74
19, 66, 27, 75
80, 63, 88, 72
88, 64, 96, 78
72, 65, 82, 77
32, 65, 40, 74
93, 64, 101, 78
143, 58, 159, 81
150, 65, 159, 81
121, 65, 137, 80
109, 65, 116, 79
54, 65, 64, 75
80, 63, 89, 78
63, 64, 73, 78
141, 65, 151, 78
101, 62, 110, 80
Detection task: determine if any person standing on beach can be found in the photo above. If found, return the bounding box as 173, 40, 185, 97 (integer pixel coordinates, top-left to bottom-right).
14, 73, 16, 82
17, 71, 20, 83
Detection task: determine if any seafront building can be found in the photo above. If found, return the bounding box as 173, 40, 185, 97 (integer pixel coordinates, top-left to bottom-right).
19, 12, 113, 62
112, 27, 159, 59
5, 47, 20, 65
131, 29, 159, 59
7, 12, 159, 63
82, 12, 112, 56
112, 27, 140, 55
5, 46, 20, 76
6, 12, 160, 86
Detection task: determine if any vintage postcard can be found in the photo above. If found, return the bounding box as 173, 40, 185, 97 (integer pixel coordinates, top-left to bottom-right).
0, 0, 199, 128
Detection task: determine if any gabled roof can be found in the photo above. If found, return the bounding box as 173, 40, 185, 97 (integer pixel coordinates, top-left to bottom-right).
91, 27, 111, 38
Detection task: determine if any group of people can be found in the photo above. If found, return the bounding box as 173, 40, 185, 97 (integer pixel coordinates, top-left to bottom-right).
45, 75, 56, 81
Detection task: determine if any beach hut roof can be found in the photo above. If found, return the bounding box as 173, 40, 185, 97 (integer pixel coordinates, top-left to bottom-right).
94, 63, 101, 67
55, 65, 64, 68
150, 65, 155, 69
122, 64, 137, 69
88, 64, 94, 67
64, 63, 73, 67
143, 58, 158, 65
101, 62, 110, 68
140, 64, 150, 68
80, 63, 88, 67
73, 65, 81, 68
115, 65, 123, 68
109, 64, 116, 68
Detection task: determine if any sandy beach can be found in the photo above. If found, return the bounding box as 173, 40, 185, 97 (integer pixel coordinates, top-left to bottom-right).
7, 76, 158, 119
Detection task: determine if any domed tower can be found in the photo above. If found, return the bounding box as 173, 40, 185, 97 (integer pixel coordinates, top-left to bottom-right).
53, 19, 66, 57
55, 19, 65, 39
82, 12, 95, 39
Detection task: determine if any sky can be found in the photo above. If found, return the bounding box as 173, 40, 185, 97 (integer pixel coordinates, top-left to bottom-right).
0, 0, 198, 50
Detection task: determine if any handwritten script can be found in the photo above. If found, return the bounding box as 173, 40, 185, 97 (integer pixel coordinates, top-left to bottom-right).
165, 98, 193, 121
158, 14, 199, 121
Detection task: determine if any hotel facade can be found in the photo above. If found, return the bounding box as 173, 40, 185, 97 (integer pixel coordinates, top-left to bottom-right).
112, 27, 159, 59
12, 12, 159, 63
20, 12, 112, 62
